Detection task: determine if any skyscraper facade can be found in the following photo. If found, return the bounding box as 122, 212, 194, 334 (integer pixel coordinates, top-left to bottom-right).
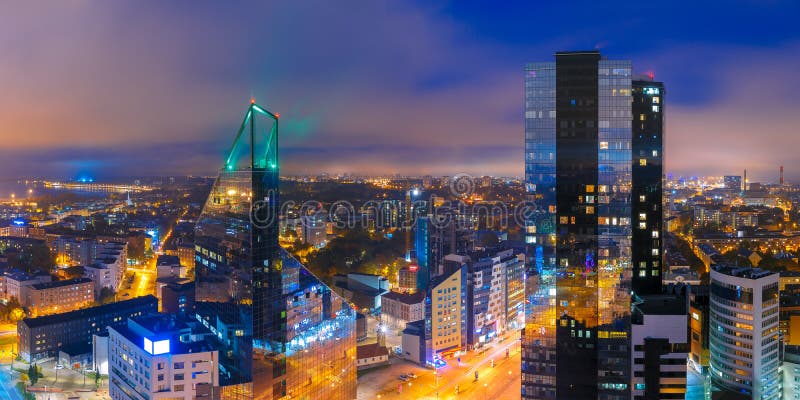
193, 103, 357, 399
523, 51, 633, 399
631, 79, 665, 295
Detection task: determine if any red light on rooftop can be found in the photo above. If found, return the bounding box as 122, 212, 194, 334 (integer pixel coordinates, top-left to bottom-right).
250, 97, 256, 104
648, 72, 655, 80
275, 112, 280, 119
409, 265, 418, 272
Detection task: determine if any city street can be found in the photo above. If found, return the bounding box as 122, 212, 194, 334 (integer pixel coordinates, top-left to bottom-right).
117, 258, 156, 300
358, 332, 522, 400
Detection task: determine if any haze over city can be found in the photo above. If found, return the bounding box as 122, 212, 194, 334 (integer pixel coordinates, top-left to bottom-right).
1, 1, 798, 181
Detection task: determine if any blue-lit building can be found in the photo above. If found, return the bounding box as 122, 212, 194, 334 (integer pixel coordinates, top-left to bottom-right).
193, 102, 357, 399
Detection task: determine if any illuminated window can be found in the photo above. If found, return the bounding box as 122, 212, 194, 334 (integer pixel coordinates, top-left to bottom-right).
639, 222, 646, 229
570, 216, 576, 224
586, 185, 595, 193
586, 206, 595, 214
639, 195, 646, 202
599, 141, 609, 150
639, 159, 647, 166
598, 185, 608, 193
652, 97, 659, 104
652, 105, 660, 112
639, 114, 646, 121
652, 231, 659, 238
585, 195, 595, 203
652, 248, 659, 256
559, 216, 568, 224
639, 213, 646, 221
639, 270, 646, 277
652, 150, 658, 157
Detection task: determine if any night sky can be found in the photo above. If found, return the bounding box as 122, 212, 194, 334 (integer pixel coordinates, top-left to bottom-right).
1, 1, 798, 182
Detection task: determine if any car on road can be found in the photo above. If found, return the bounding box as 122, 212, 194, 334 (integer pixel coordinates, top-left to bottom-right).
407, 372, 417, 379
55, 364, 64, 370
398, 375, 409, 381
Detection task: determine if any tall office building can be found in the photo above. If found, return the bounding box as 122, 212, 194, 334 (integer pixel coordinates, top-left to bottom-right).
631, 79, 664, 295
523, 51, 633, 399
193, 102, 357, 399
709, 265, 780, 399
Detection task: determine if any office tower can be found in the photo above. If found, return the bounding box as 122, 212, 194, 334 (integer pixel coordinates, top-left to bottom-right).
108, 314, 219, 400
523, 50, 633, 399
631, 79, 664, 295
193, 102, 356, 399
709, 265, 780, 399
416, 208, 474, 290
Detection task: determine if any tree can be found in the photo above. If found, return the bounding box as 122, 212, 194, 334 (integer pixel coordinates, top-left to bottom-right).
19, 372, 29, 385
97, 287, 116, 305
28, 364, 38, 386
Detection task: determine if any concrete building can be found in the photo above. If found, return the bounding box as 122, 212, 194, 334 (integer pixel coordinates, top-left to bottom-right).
428, 263, 466, 361
631, 290, 689, 400
18, 295, 157, 362
709, 265, 780, 399
1, 268, 50, 301
108, 314, 219, 400
690, 286, 710, 374
397, 265, 418, 293
156, 254, 186, 279
333, 272, 389, 313
380, 290, 425, 332
93, 333, 109, 375
783, 346, 800, 400
21, 277, 94, 317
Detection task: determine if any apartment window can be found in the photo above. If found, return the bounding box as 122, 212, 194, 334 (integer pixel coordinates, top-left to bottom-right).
174, 385, 184, 392
639, 114, 646, 121
639, 195, 646, 202
639, 222, 647, 229
652, 249, 659, 256
652, 150, 658, 157
586, 206, 595, 214
652, 231, 659, 238
652, 105, 660, 112
174, 362, 184, 369
639, 271, 646, 277
639, 159, 647, 166
157, 374, 164, 382
599, 141, 609, 150
174, 373, 184, 381
652, 97, 660, 104
639, 213, 646, 221
586, 185, 595, 193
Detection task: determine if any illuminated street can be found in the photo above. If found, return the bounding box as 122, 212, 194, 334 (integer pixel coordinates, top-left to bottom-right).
358, 333, 521, 400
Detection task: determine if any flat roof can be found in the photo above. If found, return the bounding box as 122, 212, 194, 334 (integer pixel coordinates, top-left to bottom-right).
31, 278, 92, 290
22, 295, 157, 329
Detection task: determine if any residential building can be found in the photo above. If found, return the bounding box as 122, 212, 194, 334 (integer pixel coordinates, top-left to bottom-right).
18, 295, 157, 362
156, 254, 186, 279
426, 261, 466, 364
397, 265, 418, 293
21, 277, 94, 317
709, 265, 780, 399
690, 285, 710, 374
380, 290, 425, 332
2, 268, 50, 301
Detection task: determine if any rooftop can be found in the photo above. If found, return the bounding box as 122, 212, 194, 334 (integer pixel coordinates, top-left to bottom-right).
712, 264, 776, 280
22, 295, 157, 329
356, 342, 389, 360
30, 277, 92, 291
381, 290, 426, 305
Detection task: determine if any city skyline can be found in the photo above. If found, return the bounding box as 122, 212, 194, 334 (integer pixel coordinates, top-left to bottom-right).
1, 1, 799, 182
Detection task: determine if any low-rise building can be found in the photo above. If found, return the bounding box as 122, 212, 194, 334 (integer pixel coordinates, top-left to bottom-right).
21, 277, 94, 317
356, 343, 389, 371
2, 269, 51, 301
156, 255, 186, 279
18, 295, 157, 362
381, 291, 425, 332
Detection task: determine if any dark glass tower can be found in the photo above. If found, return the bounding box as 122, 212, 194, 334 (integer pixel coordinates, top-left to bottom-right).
631, 80, 664, 295
523, 51, 633, 400
193, 102, 357, 399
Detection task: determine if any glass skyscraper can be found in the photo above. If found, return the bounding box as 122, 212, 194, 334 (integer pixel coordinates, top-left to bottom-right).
523, 51, 633, 399
193, 102, 357, 399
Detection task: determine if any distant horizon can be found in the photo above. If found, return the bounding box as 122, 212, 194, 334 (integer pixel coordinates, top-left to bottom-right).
1, 2, 798, 183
